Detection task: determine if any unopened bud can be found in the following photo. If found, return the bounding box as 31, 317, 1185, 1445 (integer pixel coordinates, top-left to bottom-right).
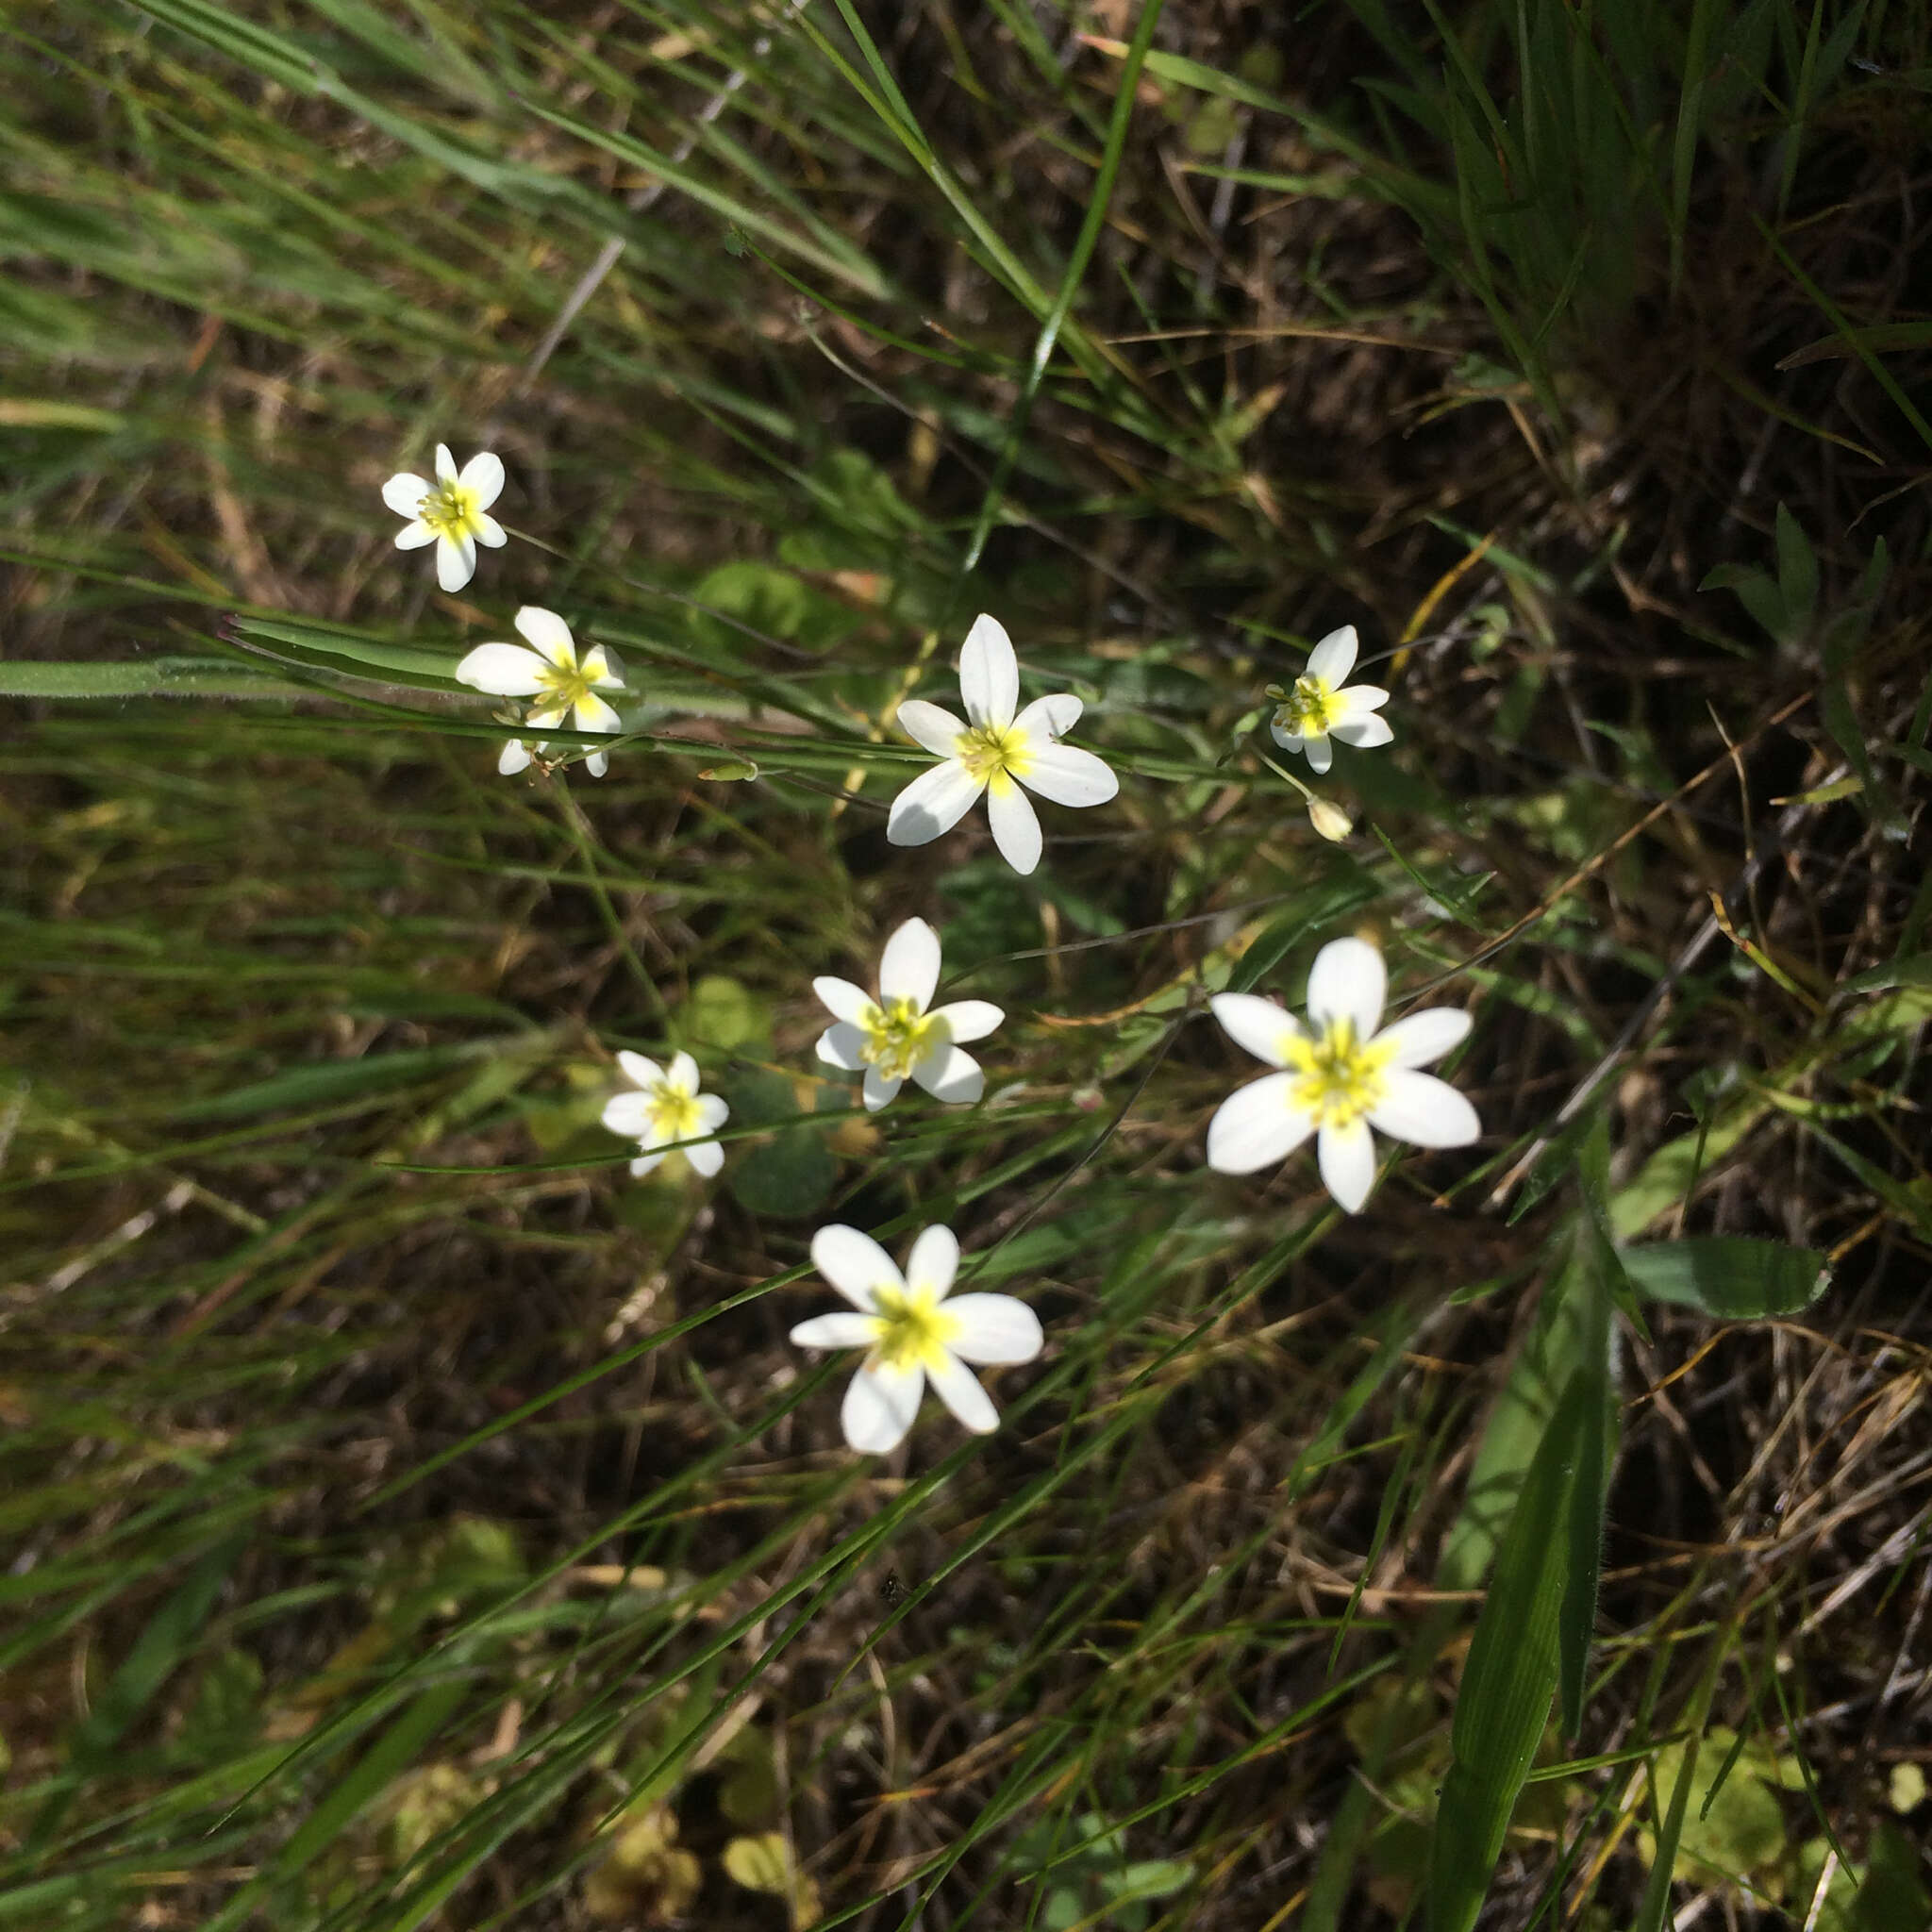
1307, 797, 1352, 842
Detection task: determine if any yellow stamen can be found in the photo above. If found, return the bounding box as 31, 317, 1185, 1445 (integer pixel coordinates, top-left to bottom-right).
858, 996, 943, 1081
1283, 1018, 1391, 1129
957, 723, 1031, 788
646, 1083, 703, 1142
1274, 673, 1336, 740
415, 476, 488, 543
869, 1283, 962, 1374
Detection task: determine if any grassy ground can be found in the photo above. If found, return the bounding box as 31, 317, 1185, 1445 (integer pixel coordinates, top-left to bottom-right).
5, 3, 1932, 1928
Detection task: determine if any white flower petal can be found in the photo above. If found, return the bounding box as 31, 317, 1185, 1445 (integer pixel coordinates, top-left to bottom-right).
525, 704, 567, 731
809, 1225, 901, 1310
1335, 683, 1391, 714
573, 691, 623, 735
1306, 937, 1386, 1041
1303, 735, 1334, 774
910, 1044, 982, 1105
433, 442, 458, 483
897, 699, 967, 758
943, 1292, 1044, 1365
693, 1094, 730, 1133
1269, 721, 1305, 752
887, 759, 986, 848
513, 606, 576, 667
474, 514, 508, 549
1015, 692, 1082, 740
1209, 992, 1299, 1069
456, 642, 547, 696
459, 449, 505, 509
615, 1052, 662, 1090
629, 1150, 666, 1177
905, 1224, 959, 1298
1206, 1074, 1316, 1174
1318, 1117, 1378, 1213
666, 1052, 699, 1094
927, 999, 1003, 1044
813, 977, 874, 1025
861, 1066, 902, 1112
393, 521, 437, 551
841, 1361, 924, 1454
585, 645, 625, 690
816, 1023, 869, 1072
790, 1311, 881, 1351
497, 740, 532, 775
878, 917, 941, 1010
924, 1352, 998, 1434
1017, 741, 1117, 808
381, 472, 430, 516
959, 612, 1019, 728
436, 532, 476, 592
1367, 1068, 1481, 1148
1375, 1008, 1472, 1069
986, 778, 1042, 874
584, 750, 608, 778
1307, 625, 1358, 685
1331, 712, 1394, 749
685, 1137, 724, 1177
601, 1092, 653, 1136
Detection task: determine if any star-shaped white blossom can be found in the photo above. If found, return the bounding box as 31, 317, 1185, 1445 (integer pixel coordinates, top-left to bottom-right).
381, 443, 507, 593
601, 1051, 729, 1178
790, 1224, 1043, 1453
456, 608, 625, 768
813, 917, 1003, 1113
887, 613, 1117, 876
1206, 936, 1478, 1212
1268, 625, 1392, 774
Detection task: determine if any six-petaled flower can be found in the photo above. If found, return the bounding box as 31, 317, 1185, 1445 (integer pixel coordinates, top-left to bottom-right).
790, 1224, 1043, 1453
1267, 625, 1392, 774
382, 443, 508, 593
888, 613, 1118, 875
457, 608, 625, 774
601, 1051, 729, 1178
813, 917, 1003, 1113
1206, 936, 1479, 1212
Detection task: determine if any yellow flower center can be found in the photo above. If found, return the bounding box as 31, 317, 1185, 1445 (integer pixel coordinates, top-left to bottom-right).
958, 723, 1029, 789
646, 1084, 703, 1142
1274, 673, 1337, 739
870, 1282, 962, 1374
858, 996, 943, 1081
534, 657, 600, 714
416, 476, 488, 542
1283, 1019, 1391, 1129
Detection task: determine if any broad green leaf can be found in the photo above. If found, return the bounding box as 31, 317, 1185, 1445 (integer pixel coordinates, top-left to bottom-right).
1620, 1237, 1830, 1318
1427, 1372, 1588, 1932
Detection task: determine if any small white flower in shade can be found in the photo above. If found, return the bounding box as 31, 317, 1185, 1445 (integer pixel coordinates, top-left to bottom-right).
381, 443, 508, 593
812, 917, 1003, 1113
1205, 936, 1479, 1213
600, 1051, 729, 1178
790, 1224, 1043, 1454
1267, 625, 1392, 775
887, 613, 1118, 876
457, 608, 625, 758
497, 737, 608, 780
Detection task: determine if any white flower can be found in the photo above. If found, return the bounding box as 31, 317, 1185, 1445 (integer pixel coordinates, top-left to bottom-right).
790, 1224, 1043, 1453
887, 613, 1118, 876
381, 442, 508, 593
813, 917, 1003, 1113
1205, 936, 1478, 1213
497, 738, 608, 780
1267, 625, 1392, 774
457, 608, 625, 758
601, 1051, 729, 1178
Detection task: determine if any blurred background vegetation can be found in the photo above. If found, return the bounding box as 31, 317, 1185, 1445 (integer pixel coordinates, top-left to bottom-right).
4, 2, 1930, 1927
